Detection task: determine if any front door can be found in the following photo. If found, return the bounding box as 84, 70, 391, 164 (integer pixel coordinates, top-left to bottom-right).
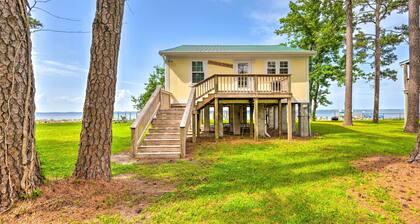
237, 62, 250, 89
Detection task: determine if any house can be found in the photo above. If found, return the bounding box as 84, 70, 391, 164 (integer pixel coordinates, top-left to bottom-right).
131, 45, 316, 159
401, 59, 419, 125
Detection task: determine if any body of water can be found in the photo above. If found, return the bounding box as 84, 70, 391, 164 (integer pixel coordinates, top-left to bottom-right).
36, 111, 138, 121
35, 109, 405, 121
316, 109, 405, 120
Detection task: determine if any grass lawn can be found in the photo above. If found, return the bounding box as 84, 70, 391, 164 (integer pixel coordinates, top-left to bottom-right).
35, 120, 417, 223
36, 122, 131, 178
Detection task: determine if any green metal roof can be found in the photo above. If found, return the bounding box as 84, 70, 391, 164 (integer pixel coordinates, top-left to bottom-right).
159, 45, 315, 55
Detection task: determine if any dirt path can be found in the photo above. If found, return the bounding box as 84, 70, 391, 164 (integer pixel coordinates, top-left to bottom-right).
351, 156, 420, 223
0, 178, 174, 223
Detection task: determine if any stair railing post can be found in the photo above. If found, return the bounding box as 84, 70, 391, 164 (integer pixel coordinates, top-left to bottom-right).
214, 75, 219, 93
254, 75, 258, 93
131, 128, 138, 157
192, 111, 197, 143
180, 127, 185, 157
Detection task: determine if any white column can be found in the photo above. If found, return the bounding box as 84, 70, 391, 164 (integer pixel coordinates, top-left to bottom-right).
218, 104, 224, 137
204, 106, 210, 132
258, 104, 266, 137
281, 103, 287, 134
233, 105, 241, 135
298, 103, 310, 137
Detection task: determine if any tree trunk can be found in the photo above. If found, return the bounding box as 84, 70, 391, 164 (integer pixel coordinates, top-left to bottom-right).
372, 0, 381, 123
0, 0, 43, 212
410, 128, 420, 163
73, 0, 125, 180
311, 82, 320, 121
408, 0, 420, 163
405, 0, 420, 133
343, 0, 353, 126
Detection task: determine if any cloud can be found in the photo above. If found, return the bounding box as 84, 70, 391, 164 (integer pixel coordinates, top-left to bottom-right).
52, 96, 84, 104
247, 0, 289, 44
34, 59, 88, 78
119, 80, 142, 86
115, 89, 134, 111
35, 92, 44, 105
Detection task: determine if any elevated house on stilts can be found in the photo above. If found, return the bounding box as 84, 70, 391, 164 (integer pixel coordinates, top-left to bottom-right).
131, 45, 316, 159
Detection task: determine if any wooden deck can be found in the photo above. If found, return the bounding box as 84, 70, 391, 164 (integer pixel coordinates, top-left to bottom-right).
194, 74, 291, 100
131, 74, 297, 159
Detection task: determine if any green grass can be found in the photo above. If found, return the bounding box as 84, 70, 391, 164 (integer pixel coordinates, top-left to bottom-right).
36, 122, 131, 178
35, 120, 416, 223
112, 120, 415, 223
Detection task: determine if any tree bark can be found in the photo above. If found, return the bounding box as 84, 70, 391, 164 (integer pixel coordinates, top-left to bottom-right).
343, 0, 353, 126
410, 127, 420, 163
372, 0, 382, 123
0, 0, 43, 212
408, 0, 420, 163
73, 0, 125, 180
405, 0, 420, 133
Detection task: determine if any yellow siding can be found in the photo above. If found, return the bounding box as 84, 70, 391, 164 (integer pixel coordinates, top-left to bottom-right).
168, 56, 309, 103
168, 58, 191, 103
208, 59, 235, 75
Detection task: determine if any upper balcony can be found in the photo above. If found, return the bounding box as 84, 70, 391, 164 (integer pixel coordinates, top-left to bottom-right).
193, 74, 292, 100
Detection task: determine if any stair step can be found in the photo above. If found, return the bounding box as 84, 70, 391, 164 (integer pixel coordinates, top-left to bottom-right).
152, 120, 181, 125
171, 104, 186, 108
159, 110, 184, 112
157, 113, 183, 117
143, 139, 180, 145
146, 133, 180, 139
152, 124, 180, 129
149, 128, 179, 134
139, 145, 180, 152
158, 112, 184, 117
136, 151, 181, 159
157, 114, 183, 118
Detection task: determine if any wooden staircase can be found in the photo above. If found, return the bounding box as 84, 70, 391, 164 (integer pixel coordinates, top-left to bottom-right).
195, 93, 215, 111
137, 104, 185, 159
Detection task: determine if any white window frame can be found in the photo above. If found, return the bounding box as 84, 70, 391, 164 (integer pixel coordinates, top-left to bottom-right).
234, 61, 252, 74
234, 61, 252, 89
265, 60, 291, 75
265, 60, 277, 74
278, 60, 290, 75
190, 60, 207, 84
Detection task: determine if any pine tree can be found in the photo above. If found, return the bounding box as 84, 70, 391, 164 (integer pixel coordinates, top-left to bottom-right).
405, 0, 419, 133
74, 0, 125, 180
343, 0, 354, 126
356, 0, 407, 123
408, 0, 420, 163
0, 0, 43, 212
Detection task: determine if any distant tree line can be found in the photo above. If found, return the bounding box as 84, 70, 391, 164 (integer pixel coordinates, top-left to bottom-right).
276, 0, 407, 123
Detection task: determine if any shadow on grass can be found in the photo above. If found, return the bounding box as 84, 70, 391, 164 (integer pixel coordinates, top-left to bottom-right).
128, 121, 415, 223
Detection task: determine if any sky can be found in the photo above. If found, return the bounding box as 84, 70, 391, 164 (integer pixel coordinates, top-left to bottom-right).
30, 0, 409, 112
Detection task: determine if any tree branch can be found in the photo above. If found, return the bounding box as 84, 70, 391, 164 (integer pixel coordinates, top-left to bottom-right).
33, 6, 80, 22
31, 29, 89, 34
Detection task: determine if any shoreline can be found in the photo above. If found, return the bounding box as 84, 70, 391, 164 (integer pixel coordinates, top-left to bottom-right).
36, 119, 135, 124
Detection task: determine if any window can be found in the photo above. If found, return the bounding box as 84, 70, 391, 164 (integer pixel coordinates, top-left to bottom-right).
192, 61, 204, 83
237, 62, 249, 88
237, 63, 249, 74
279, 61, 289, 74
267, 61, 276, 74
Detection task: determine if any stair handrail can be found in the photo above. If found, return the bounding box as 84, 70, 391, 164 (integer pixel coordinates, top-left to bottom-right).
131, 86, 170, 157
193, 76, 215, 99
179, 87, 196, 157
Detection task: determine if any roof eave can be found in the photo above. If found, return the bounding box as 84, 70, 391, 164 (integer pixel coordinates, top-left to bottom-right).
159, 51, 317, 57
